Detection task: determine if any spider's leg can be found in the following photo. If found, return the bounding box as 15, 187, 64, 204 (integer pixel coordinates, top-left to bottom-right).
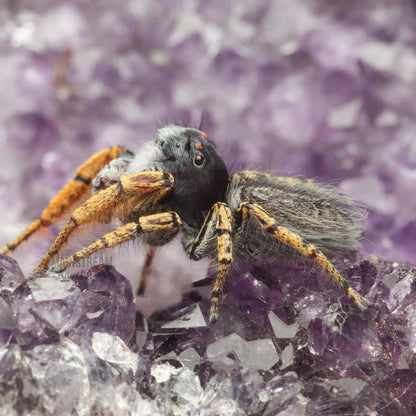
189, 202, 233, 324
51, 212, 181, 272
211, 204, 234, 323
0, 146, 128, 255
238, 202, 368, 309
34, 171, 174, 273
137, 246, 156, 295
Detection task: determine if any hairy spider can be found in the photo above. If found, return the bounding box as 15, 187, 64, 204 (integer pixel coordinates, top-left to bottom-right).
1, 124, 368, 323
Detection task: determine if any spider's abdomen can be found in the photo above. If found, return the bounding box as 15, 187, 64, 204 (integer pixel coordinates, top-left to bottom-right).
226, 171, 365, 259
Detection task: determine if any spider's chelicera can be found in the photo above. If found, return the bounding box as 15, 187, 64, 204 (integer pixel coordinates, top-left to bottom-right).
1, 124, 368, 323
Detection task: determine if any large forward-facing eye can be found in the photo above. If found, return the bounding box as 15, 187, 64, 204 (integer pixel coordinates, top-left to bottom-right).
194, 153, 204, 167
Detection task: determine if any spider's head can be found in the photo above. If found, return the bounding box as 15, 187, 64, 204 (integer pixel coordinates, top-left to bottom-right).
153, 124, 229, 227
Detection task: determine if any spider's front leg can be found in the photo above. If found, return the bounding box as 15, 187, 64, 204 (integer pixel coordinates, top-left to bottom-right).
0, 146, 128, 255
34, 171, 174, 273
238, 202, 369, 309
50, 212, 181, 273
189, 202, 234, 324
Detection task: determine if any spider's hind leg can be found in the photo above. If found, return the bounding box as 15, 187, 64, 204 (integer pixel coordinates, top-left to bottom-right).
238, 202, 368, 309
0, 146, 129, 255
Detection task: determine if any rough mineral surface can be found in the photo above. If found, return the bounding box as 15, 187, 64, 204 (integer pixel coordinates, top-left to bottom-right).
1, 254, 416, 415
1, 1, 416, 415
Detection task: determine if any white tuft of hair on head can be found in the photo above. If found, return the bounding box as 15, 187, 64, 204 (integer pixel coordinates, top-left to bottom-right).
127, 141, 164, 174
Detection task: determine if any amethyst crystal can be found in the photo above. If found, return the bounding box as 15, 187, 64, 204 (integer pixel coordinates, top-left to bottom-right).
1, 0, 416, 414
0, 254, 25, 293
1, 253, 416, 414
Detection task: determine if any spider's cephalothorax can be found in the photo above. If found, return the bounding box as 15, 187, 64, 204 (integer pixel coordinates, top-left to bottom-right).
149, 125, 229, 229
1, 124, 368, 323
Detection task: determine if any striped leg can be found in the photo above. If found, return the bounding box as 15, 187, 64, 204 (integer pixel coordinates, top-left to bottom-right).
190, 202, 233, 324
137, 247, 156, 295
50, 212, 181, 273
34, 171, 174, 273
238, 202, 368, 309
0, 146, 128, 255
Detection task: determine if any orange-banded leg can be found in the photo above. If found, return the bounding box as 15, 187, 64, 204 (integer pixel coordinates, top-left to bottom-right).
238, 202, 369, 309
34, 171, 174, 274
137, 247, 156, 295
50, 212, 181, 273
0, 146, 129, 255
191, 202, 234, 323
211, 203, 234, 323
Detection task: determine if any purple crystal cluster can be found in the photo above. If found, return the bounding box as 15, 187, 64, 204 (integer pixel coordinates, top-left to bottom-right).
1, 1, 416, 414
1, 251, 416, 414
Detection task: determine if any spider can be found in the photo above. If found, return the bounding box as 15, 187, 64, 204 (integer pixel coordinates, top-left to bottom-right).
1, 124, 368, 323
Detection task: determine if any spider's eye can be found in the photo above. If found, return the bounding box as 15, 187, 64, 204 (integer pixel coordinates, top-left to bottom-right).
194, 153, 204, 167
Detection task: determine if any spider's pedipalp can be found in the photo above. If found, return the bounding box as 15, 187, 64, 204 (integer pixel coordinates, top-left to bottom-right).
238, 202, 368, 309
0, 146, 128, 255
51, 212, 181, 273
34, 171, 174, 273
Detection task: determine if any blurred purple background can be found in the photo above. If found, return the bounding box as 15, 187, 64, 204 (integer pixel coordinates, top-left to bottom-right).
1, 1, 416, 315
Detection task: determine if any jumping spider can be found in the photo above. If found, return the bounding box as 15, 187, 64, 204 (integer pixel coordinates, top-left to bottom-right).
1, 124, 368, 323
